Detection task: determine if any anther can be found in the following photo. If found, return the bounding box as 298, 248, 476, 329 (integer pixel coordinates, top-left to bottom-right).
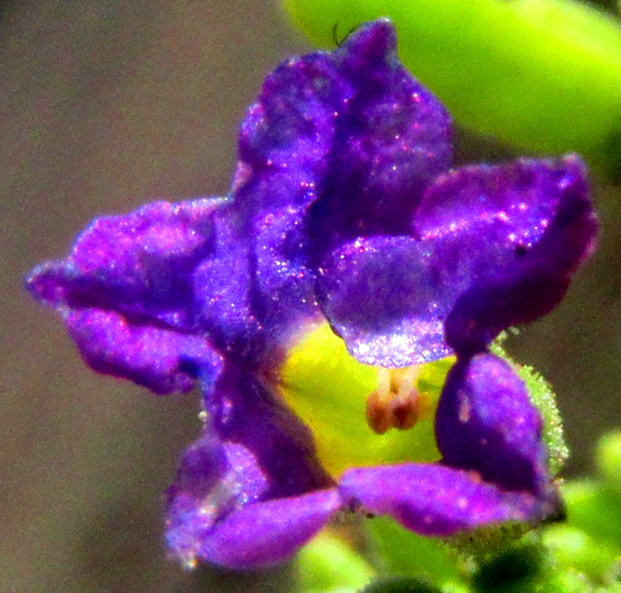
366, 367, 430, 434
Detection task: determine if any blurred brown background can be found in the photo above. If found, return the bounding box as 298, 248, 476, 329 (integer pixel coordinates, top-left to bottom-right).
1, 1, 619, 592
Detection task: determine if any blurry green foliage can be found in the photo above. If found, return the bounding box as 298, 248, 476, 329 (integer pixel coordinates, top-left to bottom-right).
297, 530, 376, 592
283, 0, 621, 180
367, 516, 464, 587
596, 431, 621, 492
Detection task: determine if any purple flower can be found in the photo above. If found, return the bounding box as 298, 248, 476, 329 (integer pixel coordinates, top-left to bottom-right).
26, 20, 596, 569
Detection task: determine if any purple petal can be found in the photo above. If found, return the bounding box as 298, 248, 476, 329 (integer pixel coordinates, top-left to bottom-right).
340, 464, 553, 536
27, 199, 222, 323
64, 308, 222, 394
193, 489, 341, 569
234, 20, 451, 230
166, 361, 337, 568
191, 206, 259, 356
436, 353, 548, 493
318, 155, 596, 366
192, 204, 321, 367
26, 199, 225, 393
202, 362, 332, 498
317, 235, 452, 366
418, 155, 597, 355
337, 353, 560, 536
252, 205, 320, 353
223, 20, 451, 361
309, 20, 452, 251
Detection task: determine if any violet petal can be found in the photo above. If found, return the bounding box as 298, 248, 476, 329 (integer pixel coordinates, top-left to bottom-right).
26, 199, 222, 322
317, 235, 452, 366
193, 489, 341, 569
166, 362, 337, 568
318, 155, 596, 366
420, 155, 597, 355
64, 308, 222, 394
435, 353, 549, 493
308, 20, 452, 250
340, 464, 548, 536
338, 352, 560, 535
202, 362, 333, 498
26, 199, 225, 392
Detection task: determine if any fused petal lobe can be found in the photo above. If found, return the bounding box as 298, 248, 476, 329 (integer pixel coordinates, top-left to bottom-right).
309, 20, 452, 250
27, 199, 222, 321
319, 155, 596, 365
194, 489, 341, 569
436, 353, 548, 493
317, 236, 452, 367
65, 309, 222, 394
419, 155, 596, 355
166, 361, 337, 568
26, 199, 226, 393
340, 464, 543, 536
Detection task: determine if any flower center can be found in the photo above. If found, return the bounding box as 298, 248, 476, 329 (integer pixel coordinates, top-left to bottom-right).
279, 323, 454, 477
366, 368, 431, 434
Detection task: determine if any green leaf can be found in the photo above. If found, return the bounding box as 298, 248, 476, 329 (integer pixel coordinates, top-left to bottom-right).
562, 480, 621, 548
542, 524, 619, 583
283, 0, 621, 180
297, 530, 376, 593
596, 431, 621, 493
367, 515, 465, 587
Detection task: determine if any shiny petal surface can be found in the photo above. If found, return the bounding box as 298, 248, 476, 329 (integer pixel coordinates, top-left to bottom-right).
421, 155, 597, 355
26, 199, 222, 321
317, 235, 452, 367
227, 19, 451, 359
235, 19, 451, 229
319, 155, 596, 365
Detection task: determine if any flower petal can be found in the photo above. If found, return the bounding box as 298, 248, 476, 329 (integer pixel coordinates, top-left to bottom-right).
417, 155, 597, 355
166, 361, 336, 568
193, 489, 341, 569
26, 199, 225, 392
317, 235, 452, 366
226, 19, 451, 361
202, 362, 332, 497
309, 20, 452, 252
340, 464, 548, 536
339, 353, 560, 536
435, 353, 549, 493
191, 206, 260, 357
318, 155, 596, 365
234, 19, 451, 231
64, 308, 222, 394
26, 199, 223, 322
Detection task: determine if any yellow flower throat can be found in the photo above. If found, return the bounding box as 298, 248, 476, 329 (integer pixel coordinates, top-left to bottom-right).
278, 323, 454, 477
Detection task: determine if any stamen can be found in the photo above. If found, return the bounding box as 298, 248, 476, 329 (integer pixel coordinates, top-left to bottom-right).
366, 366, 431, 434
366, 369, 392, 434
